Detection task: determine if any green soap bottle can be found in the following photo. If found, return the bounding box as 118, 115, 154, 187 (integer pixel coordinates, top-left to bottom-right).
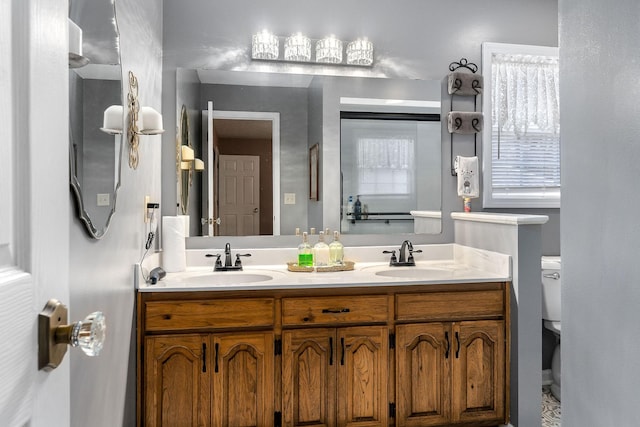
298, 232, 314, 267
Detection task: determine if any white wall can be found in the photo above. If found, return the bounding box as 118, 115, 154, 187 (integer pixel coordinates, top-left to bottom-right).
68, 1, 162, 426
560, 0, 640, 424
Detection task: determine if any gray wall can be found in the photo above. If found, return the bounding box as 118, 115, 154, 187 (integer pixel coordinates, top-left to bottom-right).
162, 0, 560, 248
561, 0, 640, 424
69, 1, 163, 426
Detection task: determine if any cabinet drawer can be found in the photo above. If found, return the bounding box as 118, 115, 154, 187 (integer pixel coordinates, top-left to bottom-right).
396, 290, 504, 321
145, 298, 274, 332
282, 295, 388, 326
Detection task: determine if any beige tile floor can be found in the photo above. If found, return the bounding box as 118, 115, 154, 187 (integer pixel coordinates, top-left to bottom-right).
542, 387, 561, 427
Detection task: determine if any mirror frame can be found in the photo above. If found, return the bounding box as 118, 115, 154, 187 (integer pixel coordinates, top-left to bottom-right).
69, 0, 123, 239
178, 104, 192, 215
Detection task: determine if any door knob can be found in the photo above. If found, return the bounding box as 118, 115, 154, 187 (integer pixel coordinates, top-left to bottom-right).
38, 299, 106, 371
253, 208, 259, 213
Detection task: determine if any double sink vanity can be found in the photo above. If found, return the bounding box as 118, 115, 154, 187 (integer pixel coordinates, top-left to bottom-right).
136, 243, 511, 427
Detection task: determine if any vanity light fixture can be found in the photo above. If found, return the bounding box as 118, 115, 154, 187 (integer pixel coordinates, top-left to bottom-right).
252, 29, 279, 60
284, 33, 312, 62
127, 71, 164, 169
316, 35, 343, 64
251, 30, 374, 67
346, 38, 374, 66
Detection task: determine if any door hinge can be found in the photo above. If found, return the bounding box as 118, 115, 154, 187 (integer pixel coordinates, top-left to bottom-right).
274, 411, 282, 427
274, 338, 282, 356
389, 402, 396, 418
389, 333, 395, 349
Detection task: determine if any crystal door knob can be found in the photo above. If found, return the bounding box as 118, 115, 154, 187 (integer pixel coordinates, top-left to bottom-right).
38, 299, 107, 370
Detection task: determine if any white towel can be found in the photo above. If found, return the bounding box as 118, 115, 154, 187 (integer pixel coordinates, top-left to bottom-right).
454, 156, 479, 198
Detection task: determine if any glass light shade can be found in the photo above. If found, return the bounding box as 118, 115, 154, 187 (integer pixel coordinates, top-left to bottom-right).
316, 36, 343, 64
71, 311, 106, 357
347, 38, 374, 66
284, 33, 311, 62
181, 145, 195, 161
139, 106, 164, 134
252, 30, 279, 60
100, 105, 123, 134
194, 158, 205, 171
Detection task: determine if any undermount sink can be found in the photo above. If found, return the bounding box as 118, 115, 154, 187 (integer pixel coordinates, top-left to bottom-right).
178, 271, 279, 286
372, 266, 453, 279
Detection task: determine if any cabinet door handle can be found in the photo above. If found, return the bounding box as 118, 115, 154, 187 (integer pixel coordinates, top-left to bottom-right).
455, 332, 460, 359
214, 343, 219, 373
202, 343, 207, 373
340, 337, 345, 366
322, 308, 350, 314
445, 332, 450, 359
329, 337, 334, 366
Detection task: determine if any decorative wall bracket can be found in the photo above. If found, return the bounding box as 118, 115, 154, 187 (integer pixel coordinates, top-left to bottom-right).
126, 71, 164, 169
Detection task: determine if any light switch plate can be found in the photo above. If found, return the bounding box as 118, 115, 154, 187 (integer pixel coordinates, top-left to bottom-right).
284, 193, 296, 205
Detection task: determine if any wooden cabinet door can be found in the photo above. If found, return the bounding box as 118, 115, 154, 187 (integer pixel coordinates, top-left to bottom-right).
282, 328, 337, 427
451, 320, 505, 424
212, 332, 275, 427
395, 323, 451, 427
144, 335, 211, 427
337, 326, 389, 427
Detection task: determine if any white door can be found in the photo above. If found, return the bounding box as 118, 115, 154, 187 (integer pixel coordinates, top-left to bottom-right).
0, 0, 70, 425
219, 155, 260, 236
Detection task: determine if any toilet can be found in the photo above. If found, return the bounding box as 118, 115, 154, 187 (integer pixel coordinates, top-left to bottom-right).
541, 256, 561, 401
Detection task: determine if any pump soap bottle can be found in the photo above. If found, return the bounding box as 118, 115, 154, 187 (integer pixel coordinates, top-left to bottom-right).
329, 231, 344, 266
298, 232, 313, 267
313, 231, 330, 267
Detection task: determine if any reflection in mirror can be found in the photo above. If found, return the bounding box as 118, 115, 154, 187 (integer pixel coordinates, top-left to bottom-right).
340, 112, 441, 235
176, 69, 442, 237
178, 105, 192, 215
69, 0, 122, 239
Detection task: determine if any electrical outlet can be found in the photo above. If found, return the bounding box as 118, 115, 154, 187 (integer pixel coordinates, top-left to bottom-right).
284, 193, 296, 205
97, 193, 110, 207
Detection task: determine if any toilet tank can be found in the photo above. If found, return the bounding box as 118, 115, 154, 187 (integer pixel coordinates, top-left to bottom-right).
541, 256, 561, 321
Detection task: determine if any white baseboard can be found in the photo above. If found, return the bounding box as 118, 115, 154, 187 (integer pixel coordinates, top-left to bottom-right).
542, 368, 553, 386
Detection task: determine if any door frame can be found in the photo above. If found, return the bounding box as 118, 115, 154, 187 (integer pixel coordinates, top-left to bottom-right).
209, 109, 281, 235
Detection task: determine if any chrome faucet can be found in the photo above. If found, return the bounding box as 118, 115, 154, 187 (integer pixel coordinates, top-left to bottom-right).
383, 240, 422, 267
206, 243, 251, 271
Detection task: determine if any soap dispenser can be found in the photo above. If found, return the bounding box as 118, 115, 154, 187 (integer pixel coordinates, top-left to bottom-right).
329, 231, 344, 266
298, 232, 313, 267
313, 231, 330, 267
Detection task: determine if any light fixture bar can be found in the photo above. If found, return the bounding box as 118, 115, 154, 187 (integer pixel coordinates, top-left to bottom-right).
251, 31, 374, 67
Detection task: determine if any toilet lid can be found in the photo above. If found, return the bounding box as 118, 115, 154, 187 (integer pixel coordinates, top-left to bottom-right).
544, 320, 561, 334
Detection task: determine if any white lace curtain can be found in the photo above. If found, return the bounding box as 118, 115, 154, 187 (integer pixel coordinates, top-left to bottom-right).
357, 137, 414, 169
491, 53, 560, 136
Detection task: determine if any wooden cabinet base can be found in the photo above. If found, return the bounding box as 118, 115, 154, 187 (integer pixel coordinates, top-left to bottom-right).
137, 282, 510, 427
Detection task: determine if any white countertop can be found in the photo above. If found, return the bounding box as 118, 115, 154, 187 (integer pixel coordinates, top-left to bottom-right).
138, 244, 511, 292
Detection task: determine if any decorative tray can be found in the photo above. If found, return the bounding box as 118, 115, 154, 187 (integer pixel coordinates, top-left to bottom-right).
287, 260, 355, 273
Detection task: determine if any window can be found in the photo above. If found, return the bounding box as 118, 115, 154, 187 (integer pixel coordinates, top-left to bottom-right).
356, 136, 415, 195
482, 43, 560, 208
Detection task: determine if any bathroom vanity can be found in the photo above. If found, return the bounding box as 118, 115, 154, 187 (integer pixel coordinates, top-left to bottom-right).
136, 245, 511, 427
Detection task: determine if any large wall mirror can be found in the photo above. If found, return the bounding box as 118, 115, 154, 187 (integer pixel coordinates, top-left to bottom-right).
176, 68, 442, 238
69, 0, 123, 239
